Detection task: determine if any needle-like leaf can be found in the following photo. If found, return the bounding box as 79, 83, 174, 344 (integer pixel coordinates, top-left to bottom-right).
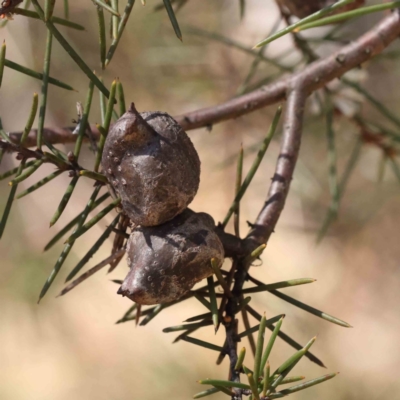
30, 0, 111, 98
242, 278, 315, 294
260, 316, 284, 375
182, 336, 224, 352
105, 0, 136, 66
0, 161, 25, 239
58, 248, 126, 297
207, 276, 218, 331
3, 59, 75, 90
37, 29, 53, 149
0, 40, 6, 88
222, 106, 282, 228
270, 289, 352, 328
39, 185, 103, 301
65, 214, 120, 281
163, 0, 182, 40
65, 197, 121, 243
198, 379, 250, 390
43, 192, 110, 251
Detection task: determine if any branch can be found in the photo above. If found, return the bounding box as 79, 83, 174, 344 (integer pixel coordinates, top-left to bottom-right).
246, 86, 306, 247
6, 12, 400, 147
175, 11, 400, 130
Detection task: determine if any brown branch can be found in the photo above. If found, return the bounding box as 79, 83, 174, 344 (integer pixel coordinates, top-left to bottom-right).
246, 87, 306, 247
6, 12, 400, 147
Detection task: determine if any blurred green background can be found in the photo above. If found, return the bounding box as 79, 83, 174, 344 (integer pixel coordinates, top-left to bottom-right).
1, 1, 400, 399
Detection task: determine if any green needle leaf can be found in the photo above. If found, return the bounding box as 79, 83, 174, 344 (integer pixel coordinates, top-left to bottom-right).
140, 304, 165, 326
95, 79, 117, 172
184, 311, 212, 323
0, 160, 37, 181
163, 320, 213, 333
222, 106, 282, 228
193, 291, 211, 310
37, 29, 53, 149
49, 175, 79, 227
181, 336, 224, 353
277, 337, 316, 375
116, 79, 126, 115
116, 306, 153, 324
44, 0, 56, 20
105, 0, 136, 67
253, 0, 356, 47
20, 93, 39, 146
0, 161, 25, 239
247, 373, 260, 400
246, 304, 326, 368
263, 361, 270, 397
242, 278, 316, 294
193, 387, 221, 399
115, 303, 137, 324
63, 0, 69, 19
93, 0, 121, 16
243, 243, 266, 264
43, 192, 110, 251
277, 375, 305, 385
30, 0, 110, 98
0, 40, 6, 88
318, 137, 362, 242
79, 170, 108, 183
234, 145, 243, 237
326, 98, 339, 212
298, 2, 400, 31
163, 0, 182, 40
110, 0, 120, 39
254, 313, 267, 383
74, 80, 95, 158
16, 170, 64, 199
58, 248, 126, 297
210, 258, 230, 296
239, 0, 245, 19
13, 8, 85, 30
96, 5, 106, 69
207, 276, 218, 331
65, 197, 121, 243
343, 77, 400, 130
65, 214, 120, 281
260, 316, 284, 375
272, 373, 338, 397
235, 347, 246, 371
237, 314, 284, 339
198, 379, 250, 390
4, 59, 75, 91
270, 289, 352, 328
9, 159, 43, 186
39, 186, 103, 302
187, 27, 291, 72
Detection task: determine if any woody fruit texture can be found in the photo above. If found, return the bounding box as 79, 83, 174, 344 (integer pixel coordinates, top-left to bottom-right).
118, 209, 225, 305
102, 103, 200, 227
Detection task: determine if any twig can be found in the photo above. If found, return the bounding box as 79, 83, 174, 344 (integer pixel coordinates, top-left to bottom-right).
6, 12, 400, 146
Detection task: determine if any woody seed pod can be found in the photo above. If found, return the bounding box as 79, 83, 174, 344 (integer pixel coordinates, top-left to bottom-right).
118, 209, 224, 305
102, 104, 200, 226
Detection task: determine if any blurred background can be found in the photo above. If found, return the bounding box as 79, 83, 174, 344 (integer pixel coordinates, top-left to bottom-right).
1, 1, 400, 399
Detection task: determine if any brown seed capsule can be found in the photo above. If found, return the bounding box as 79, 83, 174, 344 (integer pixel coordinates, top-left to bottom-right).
276, 0, 364, 18
102, 103, 200, 226
117, 209, 224, 305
